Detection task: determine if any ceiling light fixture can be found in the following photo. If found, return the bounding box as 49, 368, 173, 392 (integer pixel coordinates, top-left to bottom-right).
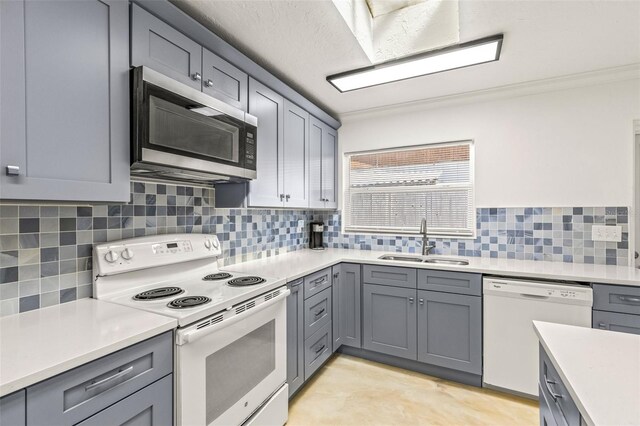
327, 34, 504, 93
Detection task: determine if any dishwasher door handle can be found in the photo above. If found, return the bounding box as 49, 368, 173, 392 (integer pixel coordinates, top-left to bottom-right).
519, 293, 549, 300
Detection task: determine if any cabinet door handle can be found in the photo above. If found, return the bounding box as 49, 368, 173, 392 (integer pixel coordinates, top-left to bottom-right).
285, 194, 290, 201
191, 72, 202, 81
618, 295, 640, 304
543, 375, 563, 401
6, 165, 20, 176
409, 297, 414, 304
314, 308, 326, 318
85, 366, 134, 391
279, 194, 285, 201
204, 79, 213, 87
333, 272, 339, 279
419, 298, 424, 305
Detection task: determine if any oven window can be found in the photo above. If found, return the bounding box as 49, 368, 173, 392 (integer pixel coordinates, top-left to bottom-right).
205, 320, 276, 424
149, 95, 240, 163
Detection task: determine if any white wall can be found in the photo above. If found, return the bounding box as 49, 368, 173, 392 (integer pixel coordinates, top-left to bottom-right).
339, 78, 640, 208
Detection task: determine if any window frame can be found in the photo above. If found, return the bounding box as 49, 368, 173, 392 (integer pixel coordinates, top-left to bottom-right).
342, 140, 476, 239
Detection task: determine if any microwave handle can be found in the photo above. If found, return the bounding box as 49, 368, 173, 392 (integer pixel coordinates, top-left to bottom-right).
176, 289, 290, 346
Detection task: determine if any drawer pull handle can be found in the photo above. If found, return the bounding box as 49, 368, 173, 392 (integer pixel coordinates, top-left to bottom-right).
598, 322, 607, 329
315, 344, 326, 354
618, 295, 640, 304
543, 375, 563, 401
314, 308, 326, 318
313, 277, 327, 286
85, 366, 134, 391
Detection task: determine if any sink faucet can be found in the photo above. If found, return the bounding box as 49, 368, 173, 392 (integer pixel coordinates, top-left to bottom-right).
420, 218, 436, 256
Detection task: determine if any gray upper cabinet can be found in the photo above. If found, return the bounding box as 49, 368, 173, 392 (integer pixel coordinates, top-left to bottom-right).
131, 3, 202, 90
417, 290, 482, 374
286, 280, 304, 397
363, 283, 417, 360
0, 390, 25, 426
0, 0, 130, 202
333, 263, 362, 351
202, 48, 248, 111
248, 78, 285, 207
309, 117, 338, 209
283, 100, 310, 208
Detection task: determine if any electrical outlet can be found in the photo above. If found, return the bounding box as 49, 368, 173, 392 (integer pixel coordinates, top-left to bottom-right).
591, 225, 622, 242
297, 220, 305, 233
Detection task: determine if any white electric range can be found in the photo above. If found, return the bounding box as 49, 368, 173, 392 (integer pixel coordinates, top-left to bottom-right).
93, 233, 289, 426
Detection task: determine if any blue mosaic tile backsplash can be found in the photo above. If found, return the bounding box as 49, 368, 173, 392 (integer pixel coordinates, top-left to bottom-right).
0, 180, 631, 316
316, 207, 630, 266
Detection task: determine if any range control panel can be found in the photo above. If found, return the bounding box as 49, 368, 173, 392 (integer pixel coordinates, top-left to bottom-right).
94, 234, 221, 277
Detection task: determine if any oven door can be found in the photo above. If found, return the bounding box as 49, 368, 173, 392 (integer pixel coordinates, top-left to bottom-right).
176, 288, 289, 426
132, 66, 257, 180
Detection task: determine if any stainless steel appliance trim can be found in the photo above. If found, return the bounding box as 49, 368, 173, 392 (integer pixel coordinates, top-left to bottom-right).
141, 66, 252, 125
141, 148, 256, 179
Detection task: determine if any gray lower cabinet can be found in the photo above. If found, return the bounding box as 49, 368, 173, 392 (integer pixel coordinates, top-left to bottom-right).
286, 279, 304, 397
131, 4, 202, 90
0, 390, 25, 426
202, 48, 248, 111
304, 287, 332, 339
0, 0, 129, 202
539, 345, 581, 426
539, 385, 558, 426
362, 283, 417, 360
417, 270, 482, 296
76, 375, 172, 426
309, 117, 338, 209
593, 309, 640, 335
417, 290, 482, 374
27, 332, 173, 426
332, 263, 361, 351
304, 321, 332, 381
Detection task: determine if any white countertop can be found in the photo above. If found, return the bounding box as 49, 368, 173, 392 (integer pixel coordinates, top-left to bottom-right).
0, 298, 176, 397
534, 321, 640, 426
221, 248, 640, 286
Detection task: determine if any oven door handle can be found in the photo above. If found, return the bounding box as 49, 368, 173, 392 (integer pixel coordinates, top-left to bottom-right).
176, 289, 290, 346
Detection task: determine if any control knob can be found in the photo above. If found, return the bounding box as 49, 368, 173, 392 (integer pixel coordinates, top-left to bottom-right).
121, 248, 134, 260
204, 239, 212, 249
211, 239, 219, 249
104, 250, 119, 263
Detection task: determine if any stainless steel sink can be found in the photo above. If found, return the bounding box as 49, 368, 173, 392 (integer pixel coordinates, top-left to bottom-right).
423, 258, 469, 266
378, 254, 425, 263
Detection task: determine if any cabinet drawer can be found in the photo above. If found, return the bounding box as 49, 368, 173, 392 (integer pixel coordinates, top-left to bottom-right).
304, 287, 332, 339
304, 321, 332, 381
417, 270, 481, 296
593, 309, 640, 335
539, 346, 581, 426
77, 374, 172, 426
363, 265, 416, 289
593, 284, 640, 315
27, 331, 173, 426
304, 267, 332, 299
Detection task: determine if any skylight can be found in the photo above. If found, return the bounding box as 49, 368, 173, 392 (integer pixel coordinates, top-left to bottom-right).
365, 0, 428, 17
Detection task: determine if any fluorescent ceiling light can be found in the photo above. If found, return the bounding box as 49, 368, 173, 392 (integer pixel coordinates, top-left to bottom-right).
327, 34, 503, 92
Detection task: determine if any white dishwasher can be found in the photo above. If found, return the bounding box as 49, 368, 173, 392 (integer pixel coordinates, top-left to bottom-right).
483, 277, 592, 397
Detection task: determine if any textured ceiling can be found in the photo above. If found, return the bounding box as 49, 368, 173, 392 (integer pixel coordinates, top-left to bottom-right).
172, 0, 640, 117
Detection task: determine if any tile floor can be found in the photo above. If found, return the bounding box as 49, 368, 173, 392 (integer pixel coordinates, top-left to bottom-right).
288, 354, 539, 425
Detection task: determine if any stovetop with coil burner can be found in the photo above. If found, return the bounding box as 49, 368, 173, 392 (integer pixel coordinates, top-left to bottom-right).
93, 234, 285, 327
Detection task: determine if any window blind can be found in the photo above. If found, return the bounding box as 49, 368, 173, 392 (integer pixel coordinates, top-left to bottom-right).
344, 141, 475, 237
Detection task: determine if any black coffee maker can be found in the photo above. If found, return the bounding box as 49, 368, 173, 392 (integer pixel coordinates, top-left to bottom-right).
309, 221, 325, 250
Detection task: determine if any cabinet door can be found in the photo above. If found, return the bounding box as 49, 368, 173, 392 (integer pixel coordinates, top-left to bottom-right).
309, 117, 324, 209
363, 284, 417, 360
77, 375, 172, 426
286, 280, 304, 397
248, 78, 284, 207
337, 263, 362, 349
131, 4, 202, 90
0, 390, 25, 426
322, 126, 338, 209
0, 0, 129, 202
417, 290, 482, 374
593, 310, 640, 335
283, 100, 310, 208
202, 48, 248, 111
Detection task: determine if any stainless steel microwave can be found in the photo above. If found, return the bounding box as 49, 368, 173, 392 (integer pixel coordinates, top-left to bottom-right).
131, 66, 257, 184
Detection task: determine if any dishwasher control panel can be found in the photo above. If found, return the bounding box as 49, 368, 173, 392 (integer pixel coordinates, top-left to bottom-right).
484, 278, 593, 305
